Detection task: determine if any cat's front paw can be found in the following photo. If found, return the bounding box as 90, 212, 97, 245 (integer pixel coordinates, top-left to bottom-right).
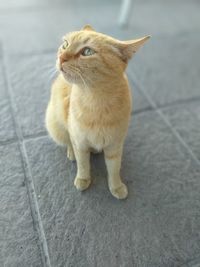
110, 183, 128, 199
74, 177, 91, 191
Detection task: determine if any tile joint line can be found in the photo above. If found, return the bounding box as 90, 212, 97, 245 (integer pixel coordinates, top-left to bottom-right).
1, 45, 52, 267
129, 72, 200, 167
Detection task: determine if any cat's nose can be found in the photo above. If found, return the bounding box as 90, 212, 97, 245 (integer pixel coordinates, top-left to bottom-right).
59, 54, 70, 64
59, 55, 66, 65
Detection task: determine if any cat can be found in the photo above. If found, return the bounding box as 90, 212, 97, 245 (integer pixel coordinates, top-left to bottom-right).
45, 25, 150, 199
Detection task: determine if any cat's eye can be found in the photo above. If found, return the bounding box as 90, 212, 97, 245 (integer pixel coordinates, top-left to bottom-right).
62, 40, 68, 49
81, 47, 95, 56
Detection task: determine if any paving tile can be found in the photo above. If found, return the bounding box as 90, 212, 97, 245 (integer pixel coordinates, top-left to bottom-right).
0, 8, 80, 55
25, 111, 200, 267
0, 0, 45, 10
128, 74, 151, 113
0, 0, 120, 11
7, 53, 55, 137
128, 0, 200, 37
162, 101, 200, 162
0, 52, 16, 142
129, 33, 200, 107
7, 53, 149, 137
1, 0, 199, 55
0, 143, 42, 267
0, 2, 121, 55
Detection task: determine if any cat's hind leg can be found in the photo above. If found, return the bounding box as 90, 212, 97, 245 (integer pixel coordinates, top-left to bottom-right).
45, 103, 75, 161
67, 142, 75, 161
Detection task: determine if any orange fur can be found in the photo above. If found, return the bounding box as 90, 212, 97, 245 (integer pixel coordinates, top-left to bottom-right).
45, 25, 150, 199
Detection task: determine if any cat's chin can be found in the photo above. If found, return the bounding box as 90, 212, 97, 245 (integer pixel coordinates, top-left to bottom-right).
61, 70, 78, 84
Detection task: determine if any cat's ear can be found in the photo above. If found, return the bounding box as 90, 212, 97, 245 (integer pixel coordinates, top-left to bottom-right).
114, 36, 151, 62
82, 24, 95, 31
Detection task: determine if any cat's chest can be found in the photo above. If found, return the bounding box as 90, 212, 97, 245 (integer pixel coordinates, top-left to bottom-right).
69, 105, 121, 150
71, 119, 117, 150
68, 88, 129, 148
70, 92, 120, 128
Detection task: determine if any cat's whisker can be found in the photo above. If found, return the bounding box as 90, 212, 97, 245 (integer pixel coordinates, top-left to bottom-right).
80, 71, 94, 85
42, 64, 57, 73
79, 73, 89, 90
68, 64, 87, 85
76, 69, 91, 90
47, 67, 58, 75
72, 62, 111, 84
47, 68, 58, 83
78, 72, 93, 86
68, 65, 90, 90
74, 62, 95, 86
77, 63, 98, 69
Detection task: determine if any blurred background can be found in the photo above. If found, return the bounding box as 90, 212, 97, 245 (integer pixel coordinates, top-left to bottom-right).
0, 0, 200, 267
1, 0, 199, 137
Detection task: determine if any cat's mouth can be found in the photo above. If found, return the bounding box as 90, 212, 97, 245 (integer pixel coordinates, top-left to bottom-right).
58, 60, 86, 85
61, 67, 79, 84
56, 59, 76, 80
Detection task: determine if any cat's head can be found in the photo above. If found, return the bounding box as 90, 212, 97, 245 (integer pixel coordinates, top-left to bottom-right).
56, 25, 150, 85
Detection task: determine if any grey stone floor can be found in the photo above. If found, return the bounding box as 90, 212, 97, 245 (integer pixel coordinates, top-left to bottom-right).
0, 0, 200, 266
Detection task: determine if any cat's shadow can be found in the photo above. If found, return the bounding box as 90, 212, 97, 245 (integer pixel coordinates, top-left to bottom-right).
90, 152, 107, 187
90, 151, 131, 187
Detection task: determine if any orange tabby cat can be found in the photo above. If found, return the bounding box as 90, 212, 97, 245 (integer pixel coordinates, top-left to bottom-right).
45, 25, 150, 199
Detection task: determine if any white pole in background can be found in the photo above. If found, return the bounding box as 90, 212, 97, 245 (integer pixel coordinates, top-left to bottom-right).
119, 0, 132, 27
